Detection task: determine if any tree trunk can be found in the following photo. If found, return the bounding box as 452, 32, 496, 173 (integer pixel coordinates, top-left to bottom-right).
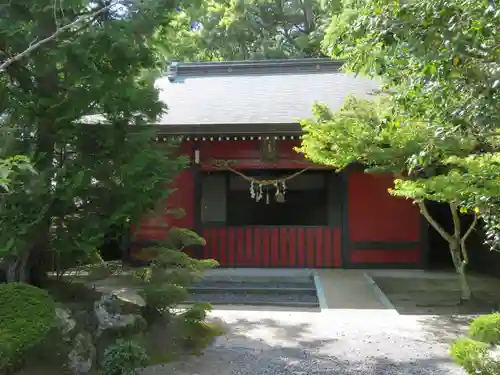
5, 248, 46, 285
5, 225, 51, 285
449, 242, 471, 302
418, 201, 475, 303
6, 250, 31, 283
3, 8, 58, 286
457, 259, 471, 302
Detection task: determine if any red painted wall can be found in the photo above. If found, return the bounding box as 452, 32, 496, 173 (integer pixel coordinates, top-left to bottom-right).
134, 141, 195, 241
203, 227, 341, 267
347, 171, 422, 264
134, 140, 423, 268
200, 139, 321, 170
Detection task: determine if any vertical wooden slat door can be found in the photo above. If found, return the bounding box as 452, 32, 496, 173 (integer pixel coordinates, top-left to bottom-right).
202, 226, 341, 268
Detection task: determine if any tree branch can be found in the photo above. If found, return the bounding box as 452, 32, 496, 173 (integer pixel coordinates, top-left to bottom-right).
418, 200, 454, 243
450, 202, 461, 240
460, 214, 478, 265
0, 3, 114, 72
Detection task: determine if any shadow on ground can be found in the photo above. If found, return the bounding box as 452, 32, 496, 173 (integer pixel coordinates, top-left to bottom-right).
417, 314, 473, 343
142, 315, 464, 375
372, 272, 500, 316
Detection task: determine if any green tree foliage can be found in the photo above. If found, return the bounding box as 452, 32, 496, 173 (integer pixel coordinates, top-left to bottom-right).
300, 0, 499, 300
324, 0, 500, 135
156, 0, 343, 61
0, 0, 220, 370
321, 0, 500, 251
0, 0, 187, 284
0, 283, 56, 373
299, 96, 498, 301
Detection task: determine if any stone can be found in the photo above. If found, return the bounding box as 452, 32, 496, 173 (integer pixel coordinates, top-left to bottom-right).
489, 346, 500, 359
93, 294, 145, 336
55, 307, 77, 341
67, 331, 96, 375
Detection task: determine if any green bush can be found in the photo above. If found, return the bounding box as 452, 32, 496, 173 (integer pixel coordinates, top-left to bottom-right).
141, 283, 189, 315
450, 338, 489, 374
468, 313, 500, 345
176, 303, 224, 354
0, 283, 56, 373
450, 314, 500, 375
178, 320, 223, 355
133, 229, 217, 324
101, 340, 149, 375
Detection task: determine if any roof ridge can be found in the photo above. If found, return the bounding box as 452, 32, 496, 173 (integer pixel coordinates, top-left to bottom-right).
172, 58, 342, 67
166, 58, 344, 79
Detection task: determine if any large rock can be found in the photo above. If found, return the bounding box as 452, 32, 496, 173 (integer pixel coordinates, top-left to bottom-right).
48, 294, 146, 375
67, 332, 96, 375
93, 294, 145, 337
55, 307, 77, 340
53, 306, 96, 375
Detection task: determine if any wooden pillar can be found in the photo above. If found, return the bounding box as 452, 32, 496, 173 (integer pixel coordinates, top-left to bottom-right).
192, 140, 203, 258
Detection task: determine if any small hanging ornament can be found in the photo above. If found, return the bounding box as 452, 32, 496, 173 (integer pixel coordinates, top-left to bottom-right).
239, 168, 306, 203
250, 181, 256, 199
256, 184, 263, 202
275, 181, 285, 203
275, 192, 285, 203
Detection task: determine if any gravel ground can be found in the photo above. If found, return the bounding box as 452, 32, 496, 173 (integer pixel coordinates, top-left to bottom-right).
140, 310, 467, 375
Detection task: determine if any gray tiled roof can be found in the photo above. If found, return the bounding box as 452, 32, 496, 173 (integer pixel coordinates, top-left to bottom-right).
155, 59, 379, 127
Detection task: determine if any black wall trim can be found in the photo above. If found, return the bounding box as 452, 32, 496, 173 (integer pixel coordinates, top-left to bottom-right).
340, 170, 350, 268
419, 212, 430, 269
351, 241, 421, 250
326, 172, 342, 228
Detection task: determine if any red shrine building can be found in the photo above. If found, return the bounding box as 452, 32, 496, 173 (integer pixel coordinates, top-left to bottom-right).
135, 58, 428, 269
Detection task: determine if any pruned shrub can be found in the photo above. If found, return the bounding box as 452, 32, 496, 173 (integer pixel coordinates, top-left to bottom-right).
0, 283, 56, 373
101, 339, 149, 375
468, 313, 500, 345
126, 227, 220, 362
133, 228, 217, 323
451, 314, 500, 375
450, 338, 489, 374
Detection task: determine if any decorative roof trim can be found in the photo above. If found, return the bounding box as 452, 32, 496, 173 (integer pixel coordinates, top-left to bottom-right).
154, 134, 302, 142
166, 58, 344, 79
154, 123, 303, 134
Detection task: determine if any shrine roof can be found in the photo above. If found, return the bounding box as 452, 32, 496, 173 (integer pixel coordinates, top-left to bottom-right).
154, 58, 380, 134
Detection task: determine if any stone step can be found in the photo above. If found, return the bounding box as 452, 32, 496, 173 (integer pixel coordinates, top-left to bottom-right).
187, 290, 319, 307
190, 286, 317, 294
192, 276, 316, 289
188, 274, 319, 307
200, 274, 314, 284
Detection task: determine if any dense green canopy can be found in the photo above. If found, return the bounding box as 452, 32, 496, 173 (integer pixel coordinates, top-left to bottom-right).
155, 0, 343, 60
299, 0, 500, 299
0, 0, 186, 283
